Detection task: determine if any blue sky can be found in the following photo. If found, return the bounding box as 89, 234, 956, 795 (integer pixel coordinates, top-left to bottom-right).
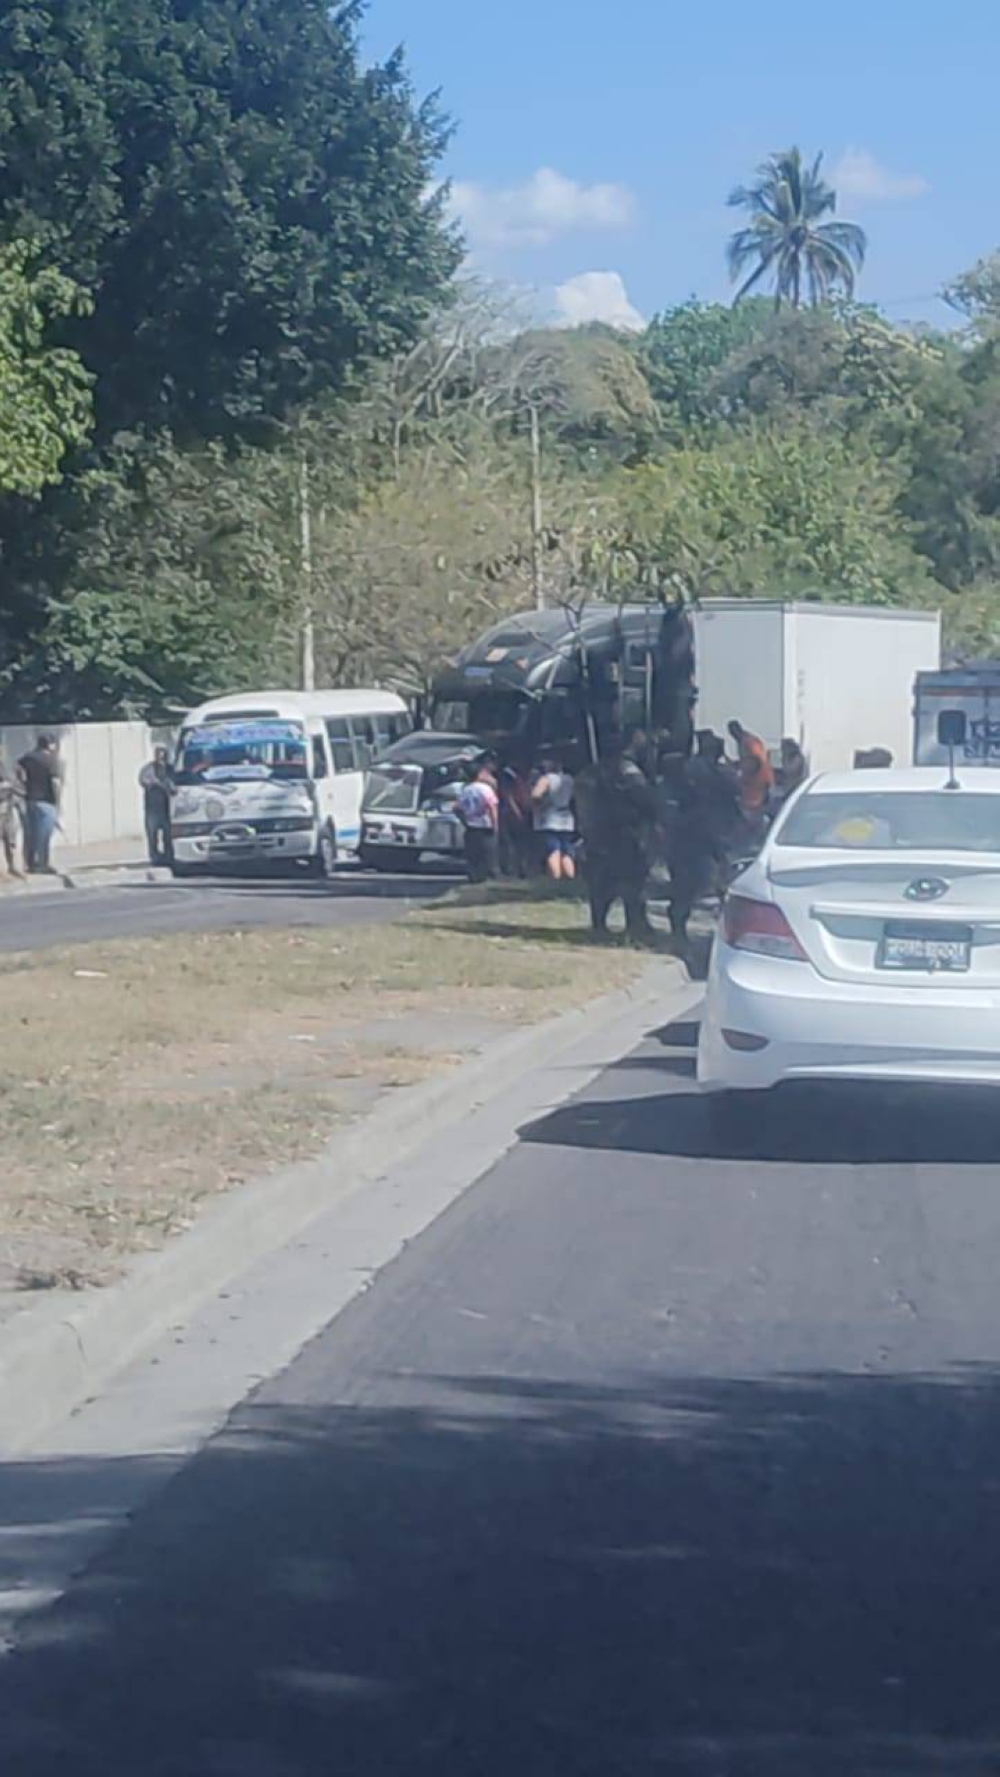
363, 0, 998, 330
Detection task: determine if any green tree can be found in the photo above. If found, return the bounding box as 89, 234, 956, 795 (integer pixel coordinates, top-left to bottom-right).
639, 299, 771, 434
495, 326, 660, 457
611, 425, 937, 606
727, 149, 867, 309
8, 434, 299, 717
0, 0, 460, 441
0, 241, 92, 497
945, 252, 1000, 334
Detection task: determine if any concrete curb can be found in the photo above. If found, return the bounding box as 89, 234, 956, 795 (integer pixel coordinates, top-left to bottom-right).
0, 861, 168, 898
63, 863, 172, 891
0, 958, 689, 1454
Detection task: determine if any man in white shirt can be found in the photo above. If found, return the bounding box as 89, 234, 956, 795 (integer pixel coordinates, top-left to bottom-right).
456, 761, 500, 883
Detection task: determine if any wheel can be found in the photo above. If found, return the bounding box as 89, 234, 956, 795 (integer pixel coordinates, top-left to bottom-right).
309, 825, 339, 879
170, 860, 198, 879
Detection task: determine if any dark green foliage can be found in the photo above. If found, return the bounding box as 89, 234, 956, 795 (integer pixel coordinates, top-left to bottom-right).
0, 0, 460, 439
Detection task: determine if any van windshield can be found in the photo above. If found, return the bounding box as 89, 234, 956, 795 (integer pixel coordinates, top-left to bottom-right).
176, 719, 309, 785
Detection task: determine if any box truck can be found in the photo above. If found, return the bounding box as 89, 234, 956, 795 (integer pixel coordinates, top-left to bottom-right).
692, 600, 941, 773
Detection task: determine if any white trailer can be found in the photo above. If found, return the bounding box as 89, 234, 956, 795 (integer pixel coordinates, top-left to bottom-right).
692, 600, 941, 773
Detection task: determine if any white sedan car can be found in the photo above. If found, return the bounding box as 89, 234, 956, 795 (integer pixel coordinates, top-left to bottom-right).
698, 768, 1000, 1134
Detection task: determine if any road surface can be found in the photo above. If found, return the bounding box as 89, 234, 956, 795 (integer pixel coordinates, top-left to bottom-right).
5, 1005, 1000, 1772
0, 867, 459, 953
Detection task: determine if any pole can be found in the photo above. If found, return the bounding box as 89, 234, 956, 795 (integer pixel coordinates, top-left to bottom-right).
299, 454, 315, 693
529, 402, 544, 611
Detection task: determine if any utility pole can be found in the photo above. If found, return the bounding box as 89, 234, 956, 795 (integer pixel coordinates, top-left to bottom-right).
299, 453, 315, 692
529, 401, 544, 611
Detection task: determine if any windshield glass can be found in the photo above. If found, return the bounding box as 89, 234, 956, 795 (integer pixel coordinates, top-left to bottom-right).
177, 719, 308, 785
364, 765, 422, 814
778, 791, 1000, 853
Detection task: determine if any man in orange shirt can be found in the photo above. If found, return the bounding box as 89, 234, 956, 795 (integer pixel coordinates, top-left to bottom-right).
728, 719, 774, 828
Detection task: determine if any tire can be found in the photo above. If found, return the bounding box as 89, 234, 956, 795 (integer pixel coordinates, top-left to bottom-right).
309, 825, 339, 880
170, 861, 198, 879
360, 845, 420, 873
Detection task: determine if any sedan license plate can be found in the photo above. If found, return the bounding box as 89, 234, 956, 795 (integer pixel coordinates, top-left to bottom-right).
878, 920, 972, 974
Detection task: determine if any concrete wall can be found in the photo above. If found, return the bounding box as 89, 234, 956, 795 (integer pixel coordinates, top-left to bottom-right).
0, 722, 161, 848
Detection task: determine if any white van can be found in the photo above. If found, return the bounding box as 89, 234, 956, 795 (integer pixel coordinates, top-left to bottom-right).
170, 689, 412, 877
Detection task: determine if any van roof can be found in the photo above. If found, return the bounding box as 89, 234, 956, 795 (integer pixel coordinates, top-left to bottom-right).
183, 688, 407, 723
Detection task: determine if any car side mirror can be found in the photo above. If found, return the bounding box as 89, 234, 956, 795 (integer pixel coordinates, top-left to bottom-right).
937, 710, 967, 748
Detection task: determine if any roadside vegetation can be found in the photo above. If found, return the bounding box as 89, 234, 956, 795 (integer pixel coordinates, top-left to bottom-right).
0, 7, 999, 719
0, 893, 642, 1291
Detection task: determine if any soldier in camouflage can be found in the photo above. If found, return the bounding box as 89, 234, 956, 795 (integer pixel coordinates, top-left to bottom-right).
575, 737, 661, 944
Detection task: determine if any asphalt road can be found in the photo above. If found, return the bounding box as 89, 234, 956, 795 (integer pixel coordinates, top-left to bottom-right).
7, 1007, 1000, 1772
0, 866, 458, 953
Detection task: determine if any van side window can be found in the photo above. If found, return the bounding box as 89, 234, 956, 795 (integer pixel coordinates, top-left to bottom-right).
326, 719, 355, 773
350, 716, 376, 769
311, 735, 329, 779
373, 714, 398, 752
389, 712, 413, 743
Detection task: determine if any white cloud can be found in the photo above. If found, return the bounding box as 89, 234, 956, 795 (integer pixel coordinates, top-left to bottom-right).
553, 271, 644, 332
449, 167, 636, 249
833, 148, 929, 203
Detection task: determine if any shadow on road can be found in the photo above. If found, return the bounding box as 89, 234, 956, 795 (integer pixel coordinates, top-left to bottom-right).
5, 1367, 1000, 1773
522, 1078, 1000, 1166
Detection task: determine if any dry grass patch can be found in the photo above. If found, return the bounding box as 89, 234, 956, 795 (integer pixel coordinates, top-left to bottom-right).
0, 892, 641, 1289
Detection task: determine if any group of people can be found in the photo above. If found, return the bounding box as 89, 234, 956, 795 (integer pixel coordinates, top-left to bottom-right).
454, 752, 578, 886
452, 719, 811, 949
661, 722, 807, 946
0, 735, 177, 882
0, 734, 63, 878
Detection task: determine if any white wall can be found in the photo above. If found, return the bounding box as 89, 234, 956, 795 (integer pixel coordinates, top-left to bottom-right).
0, 722, 160, 848
785, 607, 941, 773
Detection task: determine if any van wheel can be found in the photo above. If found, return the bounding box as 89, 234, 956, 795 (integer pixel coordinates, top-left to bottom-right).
311, 825, 338, 880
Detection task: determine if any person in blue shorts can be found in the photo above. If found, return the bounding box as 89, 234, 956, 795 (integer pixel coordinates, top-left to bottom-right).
531, 751, 576, 883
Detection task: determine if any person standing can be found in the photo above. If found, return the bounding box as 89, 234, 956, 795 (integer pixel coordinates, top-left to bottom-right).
668, 731, 742, 943
498, 761, 533, 878
0, 757, 22, 879
139, 744, 175, 864
456, 760, 500, 884
531, 750, 576, 883
774, 737, 808, 805
17, 734, 61, 874
728, 719, 774, 835
575, 742, 659, 943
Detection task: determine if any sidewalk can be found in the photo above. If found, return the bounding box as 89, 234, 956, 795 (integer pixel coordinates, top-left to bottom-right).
0, 834, 162, 896
0, 955, 693, 1457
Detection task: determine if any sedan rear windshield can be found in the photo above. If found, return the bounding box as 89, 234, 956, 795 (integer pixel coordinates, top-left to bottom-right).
779, 791, 1000, 853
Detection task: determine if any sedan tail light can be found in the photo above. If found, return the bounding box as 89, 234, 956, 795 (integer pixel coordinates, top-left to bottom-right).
723, 894, 808, 962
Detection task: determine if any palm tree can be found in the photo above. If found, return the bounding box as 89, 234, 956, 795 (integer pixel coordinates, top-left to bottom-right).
727, 148, 867, 309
